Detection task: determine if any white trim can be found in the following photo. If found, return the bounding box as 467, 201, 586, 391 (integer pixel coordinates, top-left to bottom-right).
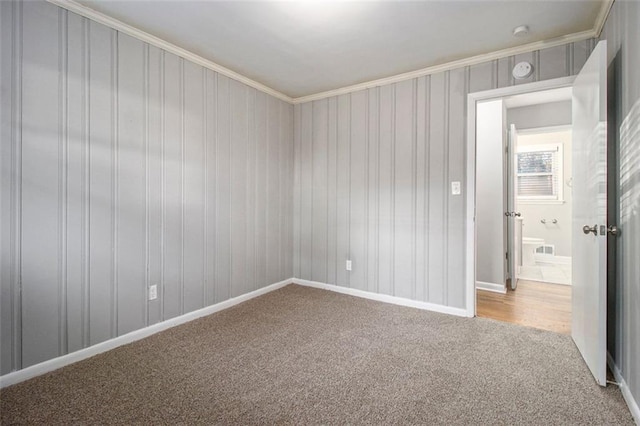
607, 352, 640, 424
469, 76, 577, 103
594, 0, 615, 38
534, 254, 571, 265
476, 281, 507, 294
46, 0, 609, 105
516, 142, 565, 203
46, 0, 294, 103
466, 76, 576, 319
293, 278, 472, 318
0, 278, 293, 389
517, 125, 572, 135
293, 31, 592, 104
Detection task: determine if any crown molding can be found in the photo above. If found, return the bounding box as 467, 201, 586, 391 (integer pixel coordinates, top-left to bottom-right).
593, 0, 615, 37
291, 29, 594, 104
46, 0, 294, 103
47, 0, 612, 106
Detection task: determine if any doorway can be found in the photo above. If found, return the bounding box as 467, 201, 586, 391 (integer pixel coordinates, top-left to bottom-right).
466, 41, 611, 387
472, 87, 574, 334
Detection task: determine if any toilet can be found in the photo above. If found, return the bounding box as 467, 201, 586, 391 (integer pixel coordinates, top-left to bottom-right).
522, 237, 545, 266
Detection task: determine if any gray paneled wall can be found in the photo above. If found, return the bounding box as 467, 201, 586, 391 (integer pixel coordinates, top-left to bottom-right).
0, 1, 294, 374
601, 0, 640, 411
293, 39, 595, 309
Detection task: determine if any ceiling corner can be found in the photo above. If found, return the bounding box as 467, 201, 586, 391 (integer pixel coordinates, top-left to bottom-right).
593, 0, 615, 37
46, 0, 295, 104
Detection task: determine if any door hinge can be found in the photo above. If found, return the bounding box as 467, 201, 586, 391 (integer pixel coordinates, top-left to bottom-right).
506, 252, 509, 260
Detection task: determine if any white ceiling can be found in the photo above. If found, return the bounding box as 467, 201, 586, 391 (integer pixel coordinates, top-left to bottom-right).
76, 0, 604, 99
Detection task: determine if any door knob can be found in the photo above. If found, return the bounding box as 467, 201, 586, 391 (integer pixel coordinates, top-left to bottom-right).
504, 212, 512, 217
607, 225, 619, 236
513, 212, 521, 217
582, 224, 598, 235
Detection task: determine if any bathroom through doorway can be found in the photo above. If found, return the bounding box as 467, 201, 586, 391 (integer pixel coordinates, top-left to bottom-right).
474, 86, 573, 335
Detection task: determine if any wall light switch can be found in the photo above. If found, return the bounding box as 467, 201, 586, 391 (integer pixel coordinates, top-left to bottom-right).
346, 260, 352, 271
149, 284, 158, 301
451, 181, 461, 195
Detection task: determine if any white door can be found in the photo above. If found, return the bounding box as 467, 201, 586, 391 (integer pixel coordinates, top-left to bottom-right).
507, 124, 520, 290
572, 40, 608, 386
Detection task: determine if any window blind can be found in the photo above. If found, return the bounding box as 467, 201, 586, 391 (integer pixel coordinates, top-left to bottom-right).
516, 149, 560, 199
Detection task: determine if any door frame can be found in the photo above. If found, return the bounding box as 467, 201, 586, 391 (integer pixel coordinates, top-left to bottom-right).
465, 76, 576, 317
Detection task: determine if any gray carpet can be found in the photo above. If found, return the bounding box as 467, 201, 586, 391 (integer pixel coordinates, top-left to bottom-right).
0, 284, 633, 425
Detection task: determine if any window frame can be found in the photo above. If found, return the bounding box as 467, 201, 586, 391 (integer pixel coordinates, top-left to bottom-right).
516, 142, 564, 204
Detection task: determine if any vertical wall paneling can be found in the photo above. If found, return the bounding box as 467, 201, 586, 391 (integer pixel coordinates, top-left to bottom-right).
215, 74, 231, 303
377, 85, 393, 295
446, 68, 466, 308
278, 101, 286, 282
336, 94, 351, 287
116, 33, 146, 335
161, 52, 181, 319
20, 1, 62, 367
415, 76, 427, 302
183, 61, 205, 310
311, 99, 328, 283
601, 0, 640, 409
147, 45, 162, 326
255, 92, 267, 291
292, 104, 301, 279
327, 98, 338, 285
299, 102, 312, 280
59, 6, 69, 358
310, 100, 326, 283
230, 80, 247, 298
426, 72, 446, 305
366, 88, 379, 294
266, 97, 281, 284
538, 45, 568, 81
87, 21, 114, 347
245, 88, 256, 295
293, 38, 594, 310
1, 1, 294, 374
0, 0, 23, 373
205, 70, 217, 304
571, 39, 589, 75
110, 28, 118, 339
65, 12, 85, 353
143, 43, 149, 328
283, 101, 294, 280
349, 91, 367, 291
469, 61, 494, 93
497, 57, 512, 88
393, 81, 415, 299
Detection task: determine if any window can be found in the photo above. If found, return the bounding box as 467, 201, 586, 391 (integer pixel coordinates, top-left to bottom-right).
516, 143, 563, 202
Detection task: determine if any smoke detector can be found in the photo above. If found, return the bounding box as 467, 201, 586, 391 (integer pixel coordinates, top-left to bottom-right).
513, 25, 529, 37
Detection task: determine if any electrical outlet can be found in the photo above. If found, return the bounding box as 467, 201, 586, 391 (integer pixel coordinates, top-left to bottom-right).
148, 284, 158, 301
346, 260, 352, 271
451, 181, 461, 195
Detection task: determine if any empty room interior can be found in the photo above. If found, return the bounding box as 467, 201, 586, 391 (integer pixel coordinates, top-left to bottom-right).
1, 0, 639, 424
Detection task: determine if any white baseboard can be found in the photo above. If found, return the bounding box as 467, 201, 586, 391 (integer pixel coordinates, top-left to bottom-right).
475, 281, 507, 294
534, 254, 571, 265
292, 278, 471, 318
607, 352, 640, 424
0, 278, 293, 389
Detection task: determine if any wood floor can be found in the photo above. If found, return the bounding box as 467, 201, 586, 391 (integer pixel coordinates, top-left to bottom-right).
477, 280, 572, 335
